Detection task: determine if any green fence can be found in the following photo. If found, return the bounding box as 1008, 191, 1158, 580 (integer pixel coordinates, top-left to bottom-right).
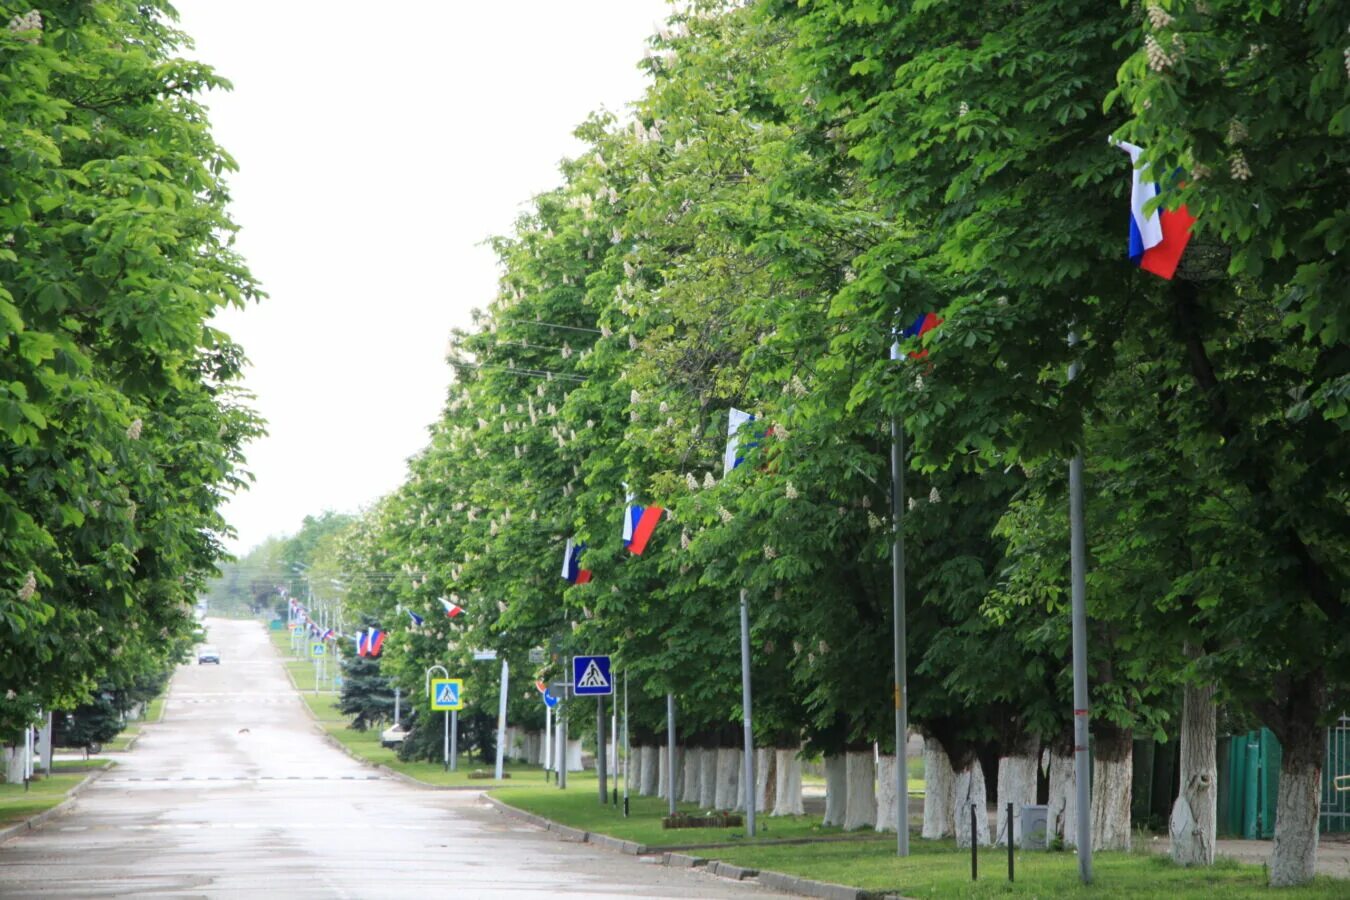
1218, 728, 1281, 839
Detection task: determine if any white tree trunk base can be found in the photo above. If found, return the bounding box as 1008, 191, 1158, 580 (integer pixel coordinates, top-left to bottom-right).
823, 753, 848, 826
996, 754, 1038, 847
1171, 676, 1217, 867
755, 748, 775, 814
1047, 750, 1077, 847
953, 760, 991, 848
921, 739, 956, 839
843, 750, 877, 831
1091, 751, 1133, 851
658, 744, 669, 798
639, 745, 659, 795
681, 748, 702, 804
875, 754, 899, 833
772, 748, 804, 816
699, 748, 719, 808
1269, 759, 1322, 886
714, 747, 741, 810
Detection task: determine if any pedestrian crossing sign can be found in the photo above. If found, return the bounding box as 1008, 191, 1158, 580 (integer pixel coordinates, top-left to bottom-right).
310, 643, 325, 658
430, 678, 464, 711
572, 655, 612, 696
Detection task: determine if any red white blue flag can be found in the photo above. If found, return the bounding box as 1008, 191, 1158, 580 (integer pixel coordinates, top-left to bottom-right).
622, 492, 663, 556
561, 538, 593, 584
1113, 139, 1194, 280
439, 597, 465, 619
892, 312, 942, 361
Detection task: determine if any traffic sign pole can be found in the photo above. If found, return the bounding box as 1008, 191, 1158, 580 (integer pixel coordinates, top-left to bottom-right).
740, 588, 756, 837
667, 693, 677, 818
495, 659, 508, 781
597, 695, 607, 805
451, 709, 458, 772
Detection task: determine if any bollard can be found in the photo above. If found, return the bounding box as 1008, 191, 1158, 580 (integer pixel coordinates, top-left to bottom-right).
971, 803, 979, 881
1007, 802, 1015, 882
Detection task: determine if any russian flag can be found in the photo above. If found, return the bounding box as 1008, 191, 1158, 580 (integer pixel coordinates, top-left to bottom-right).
622, 494, 663, 556
893, 312, 942, 361
406, 609, 424, 628
355, 631, 369, 657
368, 628, 385, 657
1114, 139, 1194, 280
561, 538, 593, 584
439, 597, 465, 619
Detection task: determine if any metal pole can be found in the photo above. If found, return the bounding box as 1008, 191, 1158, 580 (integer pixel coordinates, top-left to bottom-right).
443, 709, 449, 771
890, 412, 910, 855
1068, 334, 1093, 883
451, 710, 458, 771
597, 695, 607, 804
1008, 802, 1015, 881
971, 804, 979, 881
611, 705, 618, 805
560, 699, 568, 790
667, 693, 677, 817
739, 588, 756, 836
495, 659, 509, 780
394, 686, 401, 726
623, 670, 630, 816
544, 703, 553, 783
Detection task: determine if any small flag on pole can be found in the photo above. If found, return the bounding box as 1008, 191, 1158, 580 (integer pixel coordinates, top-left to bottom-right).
368, 628, 385, 657
1112, 139, 1194, 280
561, 538, 593, 584
406, 609, 424, 627
724, 408, 757, 475
893, 312, 942, 361
622, 492, 663, 556
439, 597, 465, 619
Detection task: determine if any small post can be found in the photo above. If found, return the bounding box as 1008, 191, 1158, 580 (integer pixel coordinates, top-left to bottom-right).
667, 693, 677, 818
597, 695, 607, 805
450, 709, 458, 772
442, 709, 449, 772
1007, 802, 1015, 882
544, 703, 553, 784
971, 804, 979, 881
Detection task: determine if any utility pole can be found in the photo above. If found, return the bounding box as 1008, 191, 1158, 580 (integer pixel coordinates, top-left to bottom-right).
1068, 332, 1093, 883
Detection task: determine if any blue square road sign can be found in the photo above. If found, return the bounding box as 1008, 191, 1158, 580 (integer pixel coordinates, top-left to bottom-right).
572, 655, 612, 696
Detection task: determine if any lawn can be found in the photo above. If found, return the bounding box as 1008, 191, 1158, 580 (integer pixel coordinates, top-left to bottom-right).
0, 772, 92, 828
707, 839, 1346, 898
490, 775, 875, 849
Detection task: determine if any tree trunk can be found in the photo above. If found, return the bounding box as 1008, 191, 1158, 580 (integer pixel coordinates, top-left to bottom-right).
1170, 676, 1218, 866
714, 747, 741, 810
1091, 727, 1133, 851
1047, 748, 1077, 847
699, 745, 719, 808
681, 747, 702, 804
773, 747, 804, 816
566, 739, 583, 772
1269, 722, 1323, 886
843, 750, 877, 830
756, 748, 776, 814
954, 758, 991, 848
658, 743, 669, 799
875, 754, 899, 833
639, 745, 659, 795
823, 753, 848, 826
922, 736, 956, 839
996, 753, 1039, 847
2, 746, 23, 784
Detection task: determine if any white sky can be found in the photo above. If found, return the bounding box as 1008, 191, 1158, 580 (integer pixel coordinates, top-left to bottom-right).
172, 1, 669, 555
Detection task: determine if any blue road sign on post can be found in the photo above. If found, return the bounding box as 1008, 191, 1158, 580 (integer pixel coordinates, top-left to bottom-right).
430, 678, 464, 711
573, 655, 612, 696
310, 643, 325, 658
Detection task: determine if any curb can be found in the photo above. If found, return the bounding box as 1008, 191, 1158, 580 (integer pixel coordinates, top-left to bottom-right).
480, 793, 909, 900
0, 762, 113, 846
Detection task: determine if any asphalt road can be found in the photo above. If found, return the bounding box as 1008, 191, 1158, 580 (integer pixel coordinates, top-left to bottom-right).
0, 619, 789, 899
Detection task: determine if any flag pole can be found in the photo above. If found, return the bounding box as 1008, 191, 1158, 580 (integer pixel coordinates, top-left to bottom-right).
890, 410, 910, 855
667, 693, 677, 817
739, 587, 756, 836
1068, 331, 1093, 882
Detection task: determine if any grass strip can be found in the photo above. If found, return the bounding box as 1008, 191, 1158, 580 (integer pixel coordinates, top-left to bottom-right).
0, 773, 95, 828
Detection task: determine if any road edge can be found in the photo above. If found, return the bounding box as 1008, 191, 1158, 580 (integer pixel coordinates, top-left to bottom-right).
0, 762, 114, 846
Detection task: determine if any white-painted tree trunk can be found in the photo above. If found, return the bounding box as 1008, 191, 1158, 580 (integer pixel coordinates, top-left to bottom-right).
699, 747, 719, 808
1047, 749, 1077, 847
921, 738, 956, 839
566, 739, 584, 772
953, 759, 991, 847
1170, 677, 1217, 866
629, 744, 644, 792
772, 748, 804, 816
639, 745, 659, 795
2, 746, 24, 784
1091, 742, 1133, 850
823, 753, 848, 826
658, 744, 683, 799
755, 748, 775, 814
714, 747, 741, 810
996, 754, 1039, 847
875, 754, 899, 833
682, 747, 702, 804
1269, 739, 1323, 886
37, 713, 53, 774
658, 743, 669, 798
843, 750, 877, 830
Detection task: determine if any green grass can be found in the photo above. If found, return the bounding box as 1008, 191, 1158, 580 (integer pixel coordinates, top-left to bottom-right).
0, 773, 91, 827
707, 839, 1345, 898
144, 695, 166, 723
490, 776, 872, 849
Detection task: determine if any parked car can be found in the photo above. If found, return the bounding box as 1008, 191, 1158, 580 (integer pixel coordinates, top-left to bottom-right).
380, 724, 408, 748
197, 646, 220, 664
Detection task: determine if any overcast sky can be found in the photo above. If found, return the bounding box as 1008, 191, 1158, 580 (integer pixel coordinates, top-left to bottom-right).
172, 1, 670, 555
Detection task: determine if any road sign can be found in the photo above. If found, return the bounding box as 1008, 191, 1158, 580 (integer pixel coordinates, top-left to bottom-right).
310, 643, 325, 658
472, 649, 498, 661
543, 690, 559, 708
573, 655, 612, 696
430, 678, 464, 711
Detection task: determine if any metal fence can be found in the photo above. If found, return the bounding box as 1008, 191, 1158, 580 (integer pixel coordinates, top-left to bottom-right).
1321, 714, 1350, 834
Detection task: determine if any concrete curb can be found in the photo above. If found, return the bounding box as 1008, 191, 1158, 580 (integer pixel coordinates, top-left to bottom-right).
480, 793, 908, 900
0, 762, 113, 846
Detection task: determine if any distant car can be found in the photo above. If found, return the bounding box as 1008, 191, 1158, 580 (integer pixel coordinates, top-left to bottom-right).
380, 724, 408, 748
197, 646, 220, 664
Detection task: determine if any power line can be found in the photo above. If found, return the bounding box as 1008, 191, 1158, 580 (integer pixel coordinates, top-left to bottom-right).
500, 318, 603, 335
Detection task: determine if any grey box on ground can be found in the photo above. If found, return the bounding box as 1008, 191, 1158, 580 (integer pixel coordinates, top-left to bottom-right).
1021, 804, 1049, 849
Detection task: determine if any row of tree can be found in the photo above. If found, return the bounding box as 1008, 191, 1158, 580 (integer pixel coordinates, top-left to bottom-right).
1, 1, 262, 765
241, 1, 1344, 887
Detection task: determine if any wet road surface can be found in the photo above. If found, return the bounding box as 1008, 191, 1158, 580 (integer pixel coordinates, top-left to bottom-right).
0, 619, 788, 899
